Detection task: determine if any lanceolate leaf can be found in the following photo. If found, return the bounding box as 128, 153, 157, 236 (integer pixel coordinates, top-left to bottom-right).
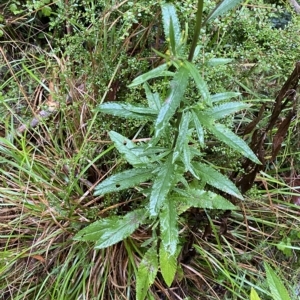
193, 110, 212, 128
204, 102, 249, 120
149, 155, 176, 216
161, 3, 181, 50
160, 197, 178, 256
128, 63, 174, 87
250, 288, 262, 300
182, 143, 199, 179
264, 262, 292, 300
192, 110, 204, 147
205, 0, 244, 25
109, 131, 149, 166
173, 111, 190, 163
207, 123, 261, 164
169, 18, 177, 55
154, 67, 189, 139
97, 102, 157, 120
136, 247, 158, 300
182, 142, 191, 171
183, 60, 211, 106
182, 189, 237, 210
193, 162, 243, 200
94, 168, 154, 196
95, 209, 146, 248
73, 209, 147, 246
73, 218, 118, 241
194, 111, 260, 164
131, 146, 170, 164
211, 92, 241, 103
132, 146, 168, 157
160, 245, 177, 287
144, 82, 161, 111
207, 58, 233, 66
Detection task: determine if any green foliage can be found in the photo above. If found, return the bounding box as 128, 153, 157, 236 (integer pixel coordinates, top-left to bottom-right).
184, 60, 211, 105
176, 188, 238, 212
136, 246, 158, 300
75, 1, 259, 297
159, 245, 177, 287
250, 288, 262, 300
159, 196, 178, 256
93, 168, 155, 196
276, 229, 300, 258
74, 209, 147, 248
149, 154, 176, 216
250, 263, 293, 300
154, 67, 190, 141
205, 0, 244, 24
98, 102, 157, 119
264, 262, 292, 300
161, 3, 181, 54
4, 0, 300, 298
128, 64, 175, 87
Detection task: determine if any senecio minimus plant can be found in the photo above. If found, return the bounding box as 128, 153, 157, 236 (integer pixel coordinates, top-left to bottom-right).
74, 1, 260, 299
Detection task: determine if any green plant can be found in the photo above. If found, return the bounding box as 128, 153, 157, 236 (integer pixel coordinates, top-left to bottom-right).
74, 0, 260, 299
2, 0, 300, 299
250, 262, 292, 300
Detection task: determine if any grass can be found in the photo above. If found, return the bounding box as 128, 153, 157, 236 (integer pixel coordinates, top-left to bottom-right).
1, 0, 300, 299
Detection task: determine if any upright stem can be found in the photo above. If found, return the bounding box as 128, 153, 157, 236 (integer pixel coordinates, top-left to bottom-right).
173, 0, 204, 148
188, 0, 204, 62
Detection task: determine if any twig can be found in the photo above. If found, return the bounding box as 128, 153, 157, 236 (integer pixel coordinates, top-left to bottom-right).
290, 0, 300, 13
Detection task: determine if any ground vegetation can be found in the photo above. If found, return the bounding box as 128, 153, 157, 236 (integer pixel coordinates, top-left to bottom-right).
1, 0, 300, 299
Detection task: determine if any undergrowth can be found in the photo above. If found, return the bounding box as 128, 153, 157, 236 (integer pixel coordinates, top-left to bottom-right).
1, 0, 300, 299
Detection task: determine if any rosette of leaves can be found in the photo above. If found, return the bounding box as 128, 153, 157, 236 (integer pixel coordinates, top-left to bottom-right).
74, 1, 259, 299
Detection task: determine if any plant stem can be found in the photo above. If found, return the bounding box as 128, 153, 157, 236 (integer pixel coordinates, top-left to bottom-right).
173, 0, 204, 147
188, 0, 204, 62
